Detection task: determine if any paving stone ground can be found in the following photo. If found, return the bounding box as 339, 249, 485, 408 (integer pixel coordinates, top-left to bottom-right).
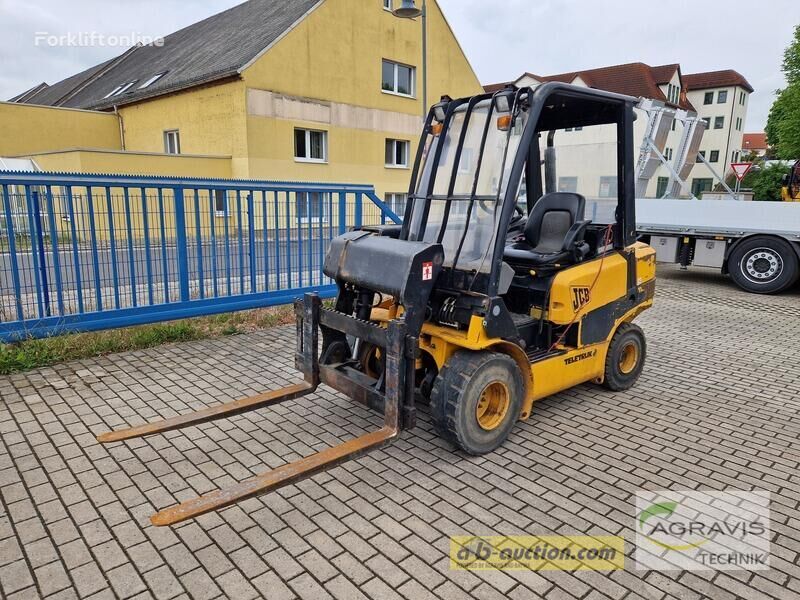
1, 265, 800, 600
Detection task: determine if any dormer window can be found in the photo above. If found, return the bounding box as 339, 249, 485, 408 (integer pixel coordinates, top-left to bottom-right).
139, 72, 167, 89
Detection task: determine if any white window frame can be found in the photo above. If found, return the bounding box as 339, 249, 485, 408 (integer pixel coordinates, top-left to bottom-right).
139, 72, 167, 89
296, 192, 330, 224
384, 192, 408, 217
381, 59, 416, 98
105, 80, 138, 99
294, 128, 328, 163
385, 139, 410, 168
717, 90, 728, 104
714, 116, 724, 130
383, 0, 392, 10
703, 92, 714, 105
709, 150, 720, 163
164, 130, 181, 155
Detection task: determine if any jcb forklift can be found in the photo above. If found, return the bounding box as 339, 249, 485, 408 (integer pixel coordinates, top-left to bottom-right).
782, 159, 800, 202
99, 83, 657, 526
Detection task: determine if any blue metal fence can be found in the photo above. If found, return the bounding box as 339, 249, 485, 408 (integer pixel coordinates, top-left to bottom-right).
0, 171, 400, 342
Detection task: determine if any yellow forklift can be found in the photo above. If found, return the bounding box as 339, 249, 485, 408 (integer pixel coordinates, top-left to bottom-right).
782, 159, 800, 201
99, 83, 657, 526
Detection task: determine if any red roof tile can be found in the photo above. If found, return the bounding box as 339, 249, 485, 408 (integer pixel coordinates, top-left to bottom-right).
683, 70, 753, 93
538, 62, 693, 110
742, 133, 767, 150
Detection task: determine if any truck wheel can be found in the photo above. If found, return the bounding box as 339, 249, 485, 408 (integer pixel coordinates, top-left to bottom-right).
728, 236, 799, 294
430, 351, 523, 456
603, 323, 646, 391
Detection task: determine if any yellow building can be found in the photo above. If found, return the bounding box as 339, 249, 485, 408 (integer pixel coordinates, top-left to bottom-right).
4, 0, 482, 219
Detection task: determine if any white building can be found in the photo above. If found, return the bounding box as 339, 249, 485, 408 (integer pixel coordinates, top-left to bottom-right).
486, 63, 753, 199
683, 70, 752, 195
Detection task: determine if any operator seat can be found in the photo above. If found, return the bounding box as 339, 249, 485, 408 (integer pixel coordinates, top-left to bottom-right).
504, 192, 591, 270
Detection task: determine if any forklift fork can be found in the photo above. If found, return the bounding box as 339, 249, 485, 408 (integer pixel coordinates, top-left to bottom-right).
97, 294, 409, 526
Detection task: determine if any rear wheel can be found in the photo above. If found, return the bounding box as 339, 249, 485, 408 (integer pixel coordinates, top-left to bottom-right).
603, 323, 646, 391
728, 236, 799, 294
430, 351, 523, 455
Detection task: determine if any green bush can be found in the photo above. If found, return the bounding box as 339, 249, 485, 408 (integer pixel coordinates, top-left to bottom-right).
752, 163, 792, 201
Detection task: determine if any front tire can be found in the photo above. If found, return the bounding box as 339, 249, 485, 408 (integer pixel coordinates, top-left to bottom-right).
603, 323, 646, 391
728, 236, 799, 294
430, 351, 523, 456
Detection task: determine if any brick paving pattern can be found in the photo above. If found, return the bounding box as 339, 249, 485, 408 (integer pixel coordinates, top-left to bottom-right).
1, 265, 799, 599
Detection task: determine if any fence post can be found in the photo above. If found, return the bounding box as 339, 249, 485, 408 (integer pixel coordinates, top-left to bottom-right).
355, 192, 363, 230
338, 192, 346, 235
247, 192, 257, 293
174, 187, 191, 302
31, 190, 52, 317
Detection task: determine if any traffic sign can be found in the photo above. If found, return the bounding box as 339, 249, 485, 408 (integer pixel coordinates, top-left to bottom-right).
731, 163, 753, 181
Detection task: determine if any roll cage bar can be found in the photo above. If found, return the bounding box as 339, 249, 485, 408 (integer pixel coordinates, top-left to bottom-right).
402, 82, 639, 297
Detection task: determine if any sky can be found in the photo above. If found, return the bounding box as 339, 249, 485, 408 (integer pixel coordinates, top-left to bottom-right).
0, 0, 796, 130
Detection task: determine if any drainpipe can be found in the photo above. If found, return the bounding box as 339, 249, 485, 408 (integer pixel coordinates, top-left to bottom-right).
114, 105, 126, 151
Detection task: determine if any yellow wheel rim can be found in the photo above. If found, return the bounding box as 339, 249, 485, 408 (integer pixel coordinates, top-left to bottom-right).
619, 342, 639, 375
476, 382, 510, 431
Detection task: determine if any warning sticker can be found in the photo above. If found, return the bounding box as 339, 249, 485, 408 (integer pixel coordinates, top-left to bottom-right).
423, 262, 434, 281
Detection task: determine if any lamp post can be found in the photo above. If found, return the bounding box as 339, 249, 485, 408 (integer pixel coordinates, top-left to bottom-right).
392, 0, 427, 118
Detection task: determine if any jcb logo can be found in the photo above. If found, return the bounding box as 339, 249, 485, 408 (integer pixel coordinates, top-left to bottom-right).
572, 287, 591, 312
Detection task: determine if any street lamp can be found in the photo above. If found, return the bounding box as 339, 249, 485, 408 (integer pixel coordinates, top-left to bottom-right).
392, 0, 427, 118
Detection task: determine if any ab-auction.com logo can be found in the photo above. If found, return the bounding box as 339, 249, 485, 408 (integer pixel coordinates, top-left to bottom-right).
635, 491, 771, 571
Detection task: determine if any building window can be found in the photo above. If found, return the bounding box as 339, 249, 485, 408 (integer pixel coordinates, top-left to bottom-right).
294, 128, 327, 162
739, 91, 746, 105
664, 148, 674, 161
698, 150, 706, 159
164, 130, 181, 154
383, 0, 392, 9
709, 150, 719, 163
139, 72, 167, 89
382, 59, 415, 97
704, 92, 714, 105
104, 80, 138, 98
558, 177, 578, 193
701, 117, 710, 129
671, 119, 676, 131
296, 192, 329, 223
692, 178, 713, 197
656, 177, 669, 198
731, 150, 740, 163
385, 193, 407, 217
385, 139, 410, 168
714, 116, 724, 129
717, 90, 728, 103
598, 176, 618, 198
214, 190, 227, 216
666, 83, 679, 104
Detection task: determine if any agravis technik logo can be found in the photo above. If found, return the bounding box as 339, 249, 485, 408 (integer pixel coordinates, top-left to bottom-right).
635, 491, 770, 571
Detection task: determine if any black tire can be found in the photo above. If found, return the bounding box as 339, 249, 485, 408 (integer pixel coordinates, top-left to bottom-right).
728, 236, 800, 294
603, 323, 646, 391
430, 351, 523, 456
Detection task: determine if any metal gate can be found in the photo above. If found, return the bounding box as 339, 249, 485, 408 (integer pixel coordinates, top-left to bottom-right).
0, 172, 400, 342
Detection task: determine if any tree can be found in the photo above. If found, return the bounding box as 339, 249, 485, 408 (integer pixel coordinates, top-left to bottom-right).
766, 24, 800, 157
783, 24, 800, 85
773, 84, 800, 159
752, 162, 791, 202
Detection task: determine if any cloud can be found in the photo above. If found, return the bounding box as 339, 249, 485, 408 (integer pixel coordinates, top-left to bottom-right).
0, 0, 795, 130
440, 0, 798, 131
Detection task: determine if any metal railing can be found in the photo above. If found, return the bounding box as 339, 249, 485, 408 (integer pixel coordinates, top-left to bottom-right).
0, 171, 400, 342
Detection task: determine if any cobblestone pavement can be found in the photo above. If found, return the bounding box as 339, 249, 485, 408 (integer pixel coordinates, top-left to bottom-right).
2, 266, 800, 600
